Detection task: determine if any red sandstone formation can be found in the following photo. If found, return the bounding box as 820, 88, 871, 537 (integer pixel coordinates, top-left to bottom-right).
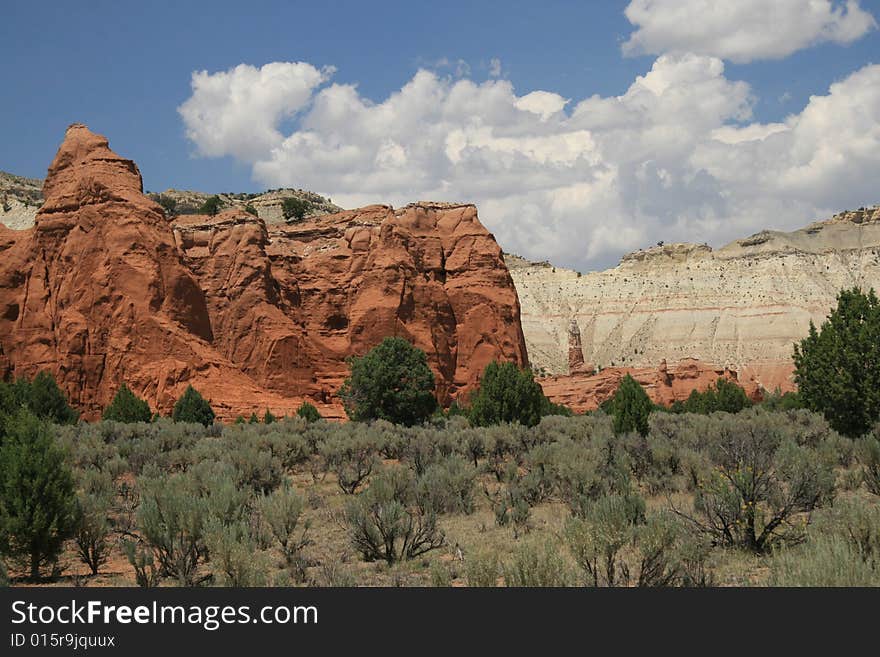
0, 125, 528, 420
538, 358, 762, 414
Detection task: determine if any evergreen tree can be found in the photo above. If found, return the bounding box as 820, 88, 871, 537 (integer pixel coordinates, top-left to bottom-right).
171, 386, 215, 427
102, 383, 151, 423
199, 195, 222, 216
24, 372, 78, 425
263, 408, 277, 424
0, 410, 77, 579
468, 361, 554, 427
296, 402, 321, 423
339, 337, 437, 426
607, 374, 653, 436
793, 287, 880, 437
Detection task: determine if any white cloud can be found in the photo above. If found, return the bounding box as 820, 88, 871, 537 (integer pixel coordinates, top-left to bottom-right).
488, 57, 503, 78
623, 0, 876, 63
178, 62, 334, 161
180, 56, 880, 270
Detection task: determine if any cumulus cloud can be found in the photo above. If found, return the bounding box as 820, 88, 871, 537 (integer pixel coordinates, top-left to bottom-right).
178, 62, 334, 161
623, 0, 876, 63
179, 56, 880, 270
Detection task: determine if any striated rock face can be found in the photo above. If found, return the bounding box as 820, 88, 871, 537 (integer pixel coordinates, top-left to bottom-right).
508, 209, 880, 393
0, 125, 527, 420
538, 358, 762, 414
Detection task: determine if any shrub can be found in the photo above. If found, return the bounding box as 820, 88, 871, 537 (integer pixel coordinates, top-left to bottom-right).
244, 204, 258, 217
123, 540, 160, 587
676, 412, 836, 552
73, 469, 115, 576
467, 361, 553, 427
136, 465, 246, 586
172, 386, 215, 426
416, 455, 476, 514
263, 408, 276, 424
675, 378, 753, 415
257, 484, 311, 580
281, 197, 311, 222
564, 493, 644, 586
204, 520, 269, 587
503, 539, 572, 587
296, 402, 321, 423
856, 429, 880, 496
768, 535, 879, 586
339, 337, 437, 426
200, 195, 222, 216
344, 467, 445, 564
0, 411, 77, 579
103, 383, 151, 423
0, 559, 7, 586
606, 375, 652, 436
465, 551, 501, 587
321, 432, 376, 494
794, 287, 880, 437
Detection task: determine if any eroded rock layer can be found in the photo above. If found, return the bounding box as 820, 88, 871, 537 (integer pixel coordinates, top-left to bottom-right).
538, 358, 762, 414
509, 208, 880, 394
0, 125, 527, 420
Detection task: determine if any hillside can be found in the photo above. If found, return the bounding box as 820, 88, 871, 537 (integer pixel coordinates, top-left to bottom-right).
0, 172, 342, 230
507, 206, 880, 393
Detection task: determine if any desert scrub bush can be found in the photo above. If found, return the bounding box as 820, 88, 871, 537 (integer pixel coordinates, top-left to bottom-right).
483, 481, 532, 537
136, 463, 249, 586
674, 412, 836, 552
320, 430, 377, 494
73, 468, 115, 576
0, 411, 77, 580
768, 535, 880, 586
123, 540, 160, 587
257, 484, 311, 581
430, 561, 454, 587
503, 539, 572, 587
857, 429, 880, 496
564, 493, 644, 587
416, 455, 476, 514
204, 519, 270, 587
344, 466, 445, 564
768, 497, 880, 585
465, 550, 501, 587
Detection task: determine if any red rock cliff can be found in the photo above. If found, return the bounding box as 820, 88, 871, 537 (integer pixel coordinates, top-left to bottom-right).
0, 125, 528, 419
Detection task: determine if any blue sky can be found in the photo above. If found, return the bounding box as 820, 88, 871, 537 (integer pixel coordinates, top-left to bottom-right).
2, 1, 880, 268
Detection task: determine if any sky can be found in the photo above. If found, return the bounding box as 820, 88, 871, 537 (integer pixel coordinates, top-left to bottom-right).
2, 0, 880, 270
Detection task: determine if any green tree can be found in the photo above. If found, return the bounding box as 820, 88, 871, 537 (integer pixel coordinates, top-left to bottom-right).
606, 374, 653, 436
793, 287, 880, 437
0, 411, 77, 579
468, 361, 555, 427
296, 402, 321, 423
102, 383, 151, 423
263, 408, 277, 424
339, 337, 437, 426
281, 197, 311, 222
171, 386, 215, 426
3, 372, 79, 425
156, 194, 177, 217
199, 195, 222, 216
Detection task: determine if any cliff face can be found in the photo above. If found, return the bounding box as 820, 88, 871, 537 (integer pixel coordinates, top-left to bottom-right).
508, 209, 880, 395
0, 125, 527, 419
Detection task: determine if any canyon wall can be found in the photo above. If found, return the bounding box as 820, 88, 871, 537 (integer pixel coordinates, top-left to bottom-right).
509, 208, 880, 397
0, 125, 527, 420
